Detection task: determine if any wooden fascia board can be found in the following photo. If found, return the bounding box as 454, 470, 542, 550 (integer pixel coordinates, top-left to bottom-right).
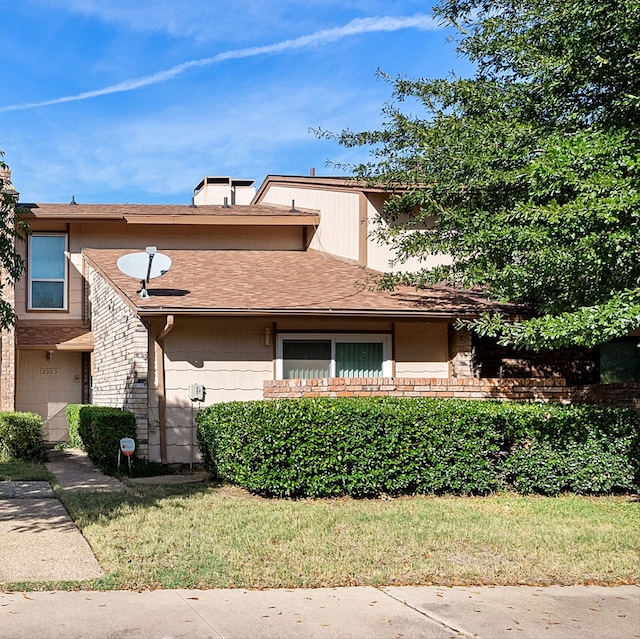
254, 176, 392, 203
21, 213, 125, 221
123, 214, 320, 226
134, 308, 476, 320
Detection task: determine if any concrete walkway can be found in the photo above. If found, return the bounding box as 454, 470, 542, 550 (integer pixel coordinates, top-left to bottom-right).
45, 448, 129, 493
1, 585, 638, 639
0, 447, 124, 583
0, 450, 638, 638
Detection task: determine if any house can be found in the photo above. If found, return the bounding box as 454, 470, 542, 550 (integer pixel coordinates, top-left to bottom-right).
0, 170, 637, 464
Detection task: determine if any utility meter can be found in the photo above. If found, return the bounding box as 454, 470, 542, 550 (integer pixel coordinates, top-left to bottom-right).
189, 384, 205, 402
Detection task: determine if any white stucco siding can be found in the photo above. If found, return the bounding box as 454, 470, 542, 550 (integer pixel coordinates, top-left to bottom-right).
394, 321, 450, 378
366, 199, 453, 274
261, 186, 361, 261
159, 317, 274, 464
70, 223, 301, 251
163, 318, 273, 403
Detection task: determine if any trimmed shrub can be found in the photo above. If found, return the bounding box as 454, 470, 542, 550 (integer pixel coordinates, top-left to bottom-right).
0, 411, 47, 463
196, 397, 639, 498
502, 404, 640, 495
75, 406, 137, 473
65, 403, 88, 448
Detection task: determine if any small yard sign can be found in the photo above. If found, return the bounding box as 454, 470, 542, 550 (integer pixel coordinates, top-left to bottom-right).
118, 437, 136, 471
120, 438, 135, 456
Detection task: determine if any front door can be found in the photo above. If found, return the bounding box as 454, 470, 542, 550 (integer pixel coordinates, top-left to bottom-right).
16, 350, 84, 443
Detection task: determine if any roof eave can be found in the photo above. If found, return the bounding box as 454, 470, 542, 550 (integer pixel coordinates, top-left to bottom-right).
123, 214, 320, 226
134, 307, 481, 320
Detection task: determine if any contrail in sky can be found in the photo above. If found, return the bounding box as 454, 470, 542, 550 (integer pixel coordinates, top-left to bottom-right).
0, 14, 441, 113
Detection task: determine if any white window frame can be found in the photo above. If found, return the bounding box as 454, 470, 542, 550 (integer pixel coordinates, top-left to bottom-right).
276, 333, 392, 379
28, 232, 68, 311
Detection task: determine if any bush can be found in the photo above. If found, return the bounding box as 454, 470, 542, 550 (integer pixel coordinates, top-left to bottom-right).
0, 411, 47, 463
71, 405, 137, 473
65, 403, 88, 448
502, 404, 640, 495
196, 397, 640, 498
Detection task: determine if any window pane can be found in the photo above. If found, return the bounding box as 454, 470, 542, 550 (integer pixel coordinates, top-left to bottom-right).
31, 281, 65, 309
336, 342, 383, 377
600, 340, 640, 383
283, 340, 331, 379
32, 235, 65, 279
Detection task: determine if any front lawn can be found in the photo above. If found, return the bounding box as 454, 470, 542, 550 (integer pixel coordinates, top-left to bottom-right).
57, 482, 638, 590
0, 459, 52, 481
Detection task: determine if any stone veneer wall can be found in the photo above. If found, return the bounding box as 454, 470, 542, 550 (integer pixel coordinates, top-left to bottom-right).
264, 377, 639, 410
89, 265, 149, 457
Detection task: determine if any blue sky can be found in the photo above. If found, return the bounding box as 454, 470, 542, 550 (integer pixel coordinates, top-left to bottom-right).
0, 1, 470, 204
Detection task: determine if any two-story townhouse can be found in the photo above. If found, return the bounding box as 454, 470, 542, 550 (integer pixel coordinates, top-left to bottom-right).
1, 171, 636, 464
0, 172, 504, 463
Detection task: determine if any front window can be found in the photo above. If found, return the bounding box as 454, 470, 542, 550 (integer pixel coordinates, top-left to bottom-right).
28, 233, 68, 310
600, 338, 640, 383
277, 334, 392, 379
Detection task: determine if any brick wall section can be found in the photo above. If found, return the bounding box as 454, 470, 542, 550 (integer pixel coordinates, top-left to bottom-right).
264, 377, 639, 410
0, 326, 16, 411
0, 270, 16, 411
0, 168, 17, 410
89, 265, 149, 457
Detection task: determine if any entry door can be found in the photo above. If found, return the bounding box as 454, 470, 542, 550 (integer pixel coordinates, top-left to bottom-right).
16, 350, 84, 443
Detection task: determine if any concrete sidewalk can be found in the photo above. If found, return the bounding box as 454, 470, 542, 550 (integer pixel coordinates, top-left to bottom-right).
0, 585, 638, 639
0, 450, 638, 638
0, 448, 128, 584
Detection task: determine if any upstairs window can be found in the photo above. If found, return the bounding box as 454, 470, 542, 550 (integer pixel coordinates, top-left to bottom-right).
28, 233, 68, 310
277, 334, 391, 379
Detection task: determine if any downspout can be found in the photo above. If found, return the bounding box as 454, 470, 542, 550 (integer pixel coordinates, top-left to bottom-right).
155, 315, 174, 463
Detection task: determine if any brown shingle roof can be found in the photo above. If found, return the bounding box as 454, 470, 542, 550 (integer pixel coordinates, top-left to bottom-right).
83, 248, 504, 319
17, 324, 93, 350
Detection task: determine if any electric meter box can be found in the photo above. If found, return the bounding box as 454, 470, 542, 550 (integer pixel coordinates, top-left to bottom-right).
189, 384, 205, 401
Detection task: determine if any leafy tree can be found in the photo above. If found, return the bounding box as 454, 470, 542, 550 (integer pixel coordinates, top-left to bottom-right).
0, 152, 27, 328
321, 0, 640, 349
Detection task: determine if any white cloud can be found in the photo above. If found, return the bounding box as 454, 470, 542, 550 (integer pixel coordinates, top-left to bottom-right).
8, 76, 385, 203
0, 14, 441, 113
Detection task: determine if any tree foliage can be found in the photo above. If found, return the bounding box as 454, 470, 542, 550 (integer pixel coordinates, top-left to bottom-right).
322, 0, 640, 349
0, 152, 27, 329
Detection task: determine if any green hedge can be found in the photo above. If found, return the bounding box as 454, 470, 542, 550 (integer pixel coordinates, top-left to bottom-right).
66, 404, 137, 472
0, 411, 47, 463
65, 403, 86, 448
196, 398, 640, 498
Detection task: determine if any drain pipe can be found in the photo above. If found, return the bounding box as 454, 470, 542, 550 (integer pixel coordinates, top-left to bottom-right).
155, 315, 174, 463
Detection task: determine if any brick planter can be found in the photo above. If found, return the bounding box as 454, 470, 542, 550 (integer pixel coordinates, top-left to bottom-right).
264, 377, 639, 410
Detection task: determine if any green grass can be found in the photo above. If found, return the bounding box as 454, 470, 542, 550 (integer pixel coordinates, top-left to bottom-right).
56, 483, 639, 591
0, 459, 52, 481
2, 462, 637, 590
